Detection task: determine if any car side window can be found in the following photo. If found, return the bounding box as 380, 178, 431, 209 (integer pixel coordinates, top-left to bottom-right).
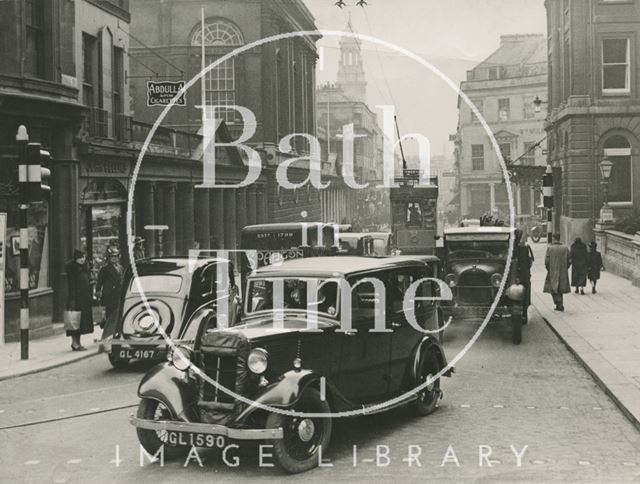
387, 267, 434, 315
199, 266, 216, 300
350, 276, 384, 325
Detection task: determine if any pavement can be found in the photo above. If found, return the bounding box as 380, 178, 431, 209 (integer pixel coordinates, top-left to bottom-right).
0, 323, 101, 381
530, 242, 640, 432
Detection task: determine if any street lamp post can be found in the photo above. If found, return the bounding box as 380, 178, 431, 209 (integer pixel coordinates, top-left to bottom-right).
599, 158, 614, 223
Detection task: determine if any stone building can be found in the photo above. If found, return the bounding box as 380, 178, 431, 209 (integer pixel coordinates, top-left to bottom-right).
456, 34, 548, 220
545, 0, 640, 243
128, 0, 335, 230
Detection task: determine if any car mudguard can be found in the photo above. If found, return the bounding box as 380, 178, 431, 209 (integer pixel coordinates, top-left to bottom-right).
137, 362, 199, 422
234, 369, 348, 423
404, 336, 452, 391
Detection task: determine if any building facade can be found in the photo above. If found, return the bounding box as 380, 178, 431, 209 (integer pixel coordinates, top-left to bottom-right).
545, 0, 640, 243
128, 0, 334, 226
456, 34, 548, 220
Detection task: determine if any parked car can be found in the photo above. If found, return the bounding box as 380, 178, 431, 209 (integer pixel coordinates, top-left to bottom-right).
441, 227, 527, 344
130, 256, 452, 473
337, 232, 393, 256
100, 257, 241, 368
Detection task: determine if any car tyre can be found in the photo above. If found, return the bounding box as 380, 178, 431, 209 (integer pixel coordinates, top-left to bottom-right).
512, 306, 524, 345
411, 349, 441, 416
265, 388, 332, 474
136, 398, 188, 460
108, 352, 130, 369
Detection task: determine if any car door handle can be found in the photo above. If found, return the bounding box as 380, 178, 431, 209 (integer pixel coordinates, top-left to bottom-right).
391, 321, 402, 328
343, 330, 357, 336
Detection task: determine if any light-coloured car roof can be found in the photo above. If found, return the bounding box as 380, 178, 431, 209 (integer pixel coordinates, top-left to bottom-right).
445, 226, 514, 235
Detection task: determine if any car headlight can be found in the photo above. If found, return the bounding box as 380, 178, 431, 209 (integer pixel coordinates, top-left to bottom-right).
169, 345, 193, 372
445, 273, 458, 287
248, 348, 269, 374
506, 283, 525, 301
491, 273, 502, 287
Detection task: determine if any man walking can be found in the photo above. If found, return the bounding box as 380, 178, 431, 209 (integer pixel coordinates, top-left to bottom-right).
97, 246, 124, 332
543, 233, 571, 311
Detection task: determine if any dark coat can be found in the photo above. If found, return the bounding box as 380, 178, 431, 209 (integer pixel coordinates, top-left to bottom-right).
570, 240, 588, 287
97, 263, 124, 309
65, 260, 94, 336
544, 242, 571, 294
587, 251, 603, 281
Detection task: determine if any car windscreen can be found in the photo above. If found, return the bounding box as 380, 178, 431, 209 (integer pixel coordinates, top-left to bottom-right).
246, 278, 338, 317
130, 274, 183, 294
446, 239, 509, 259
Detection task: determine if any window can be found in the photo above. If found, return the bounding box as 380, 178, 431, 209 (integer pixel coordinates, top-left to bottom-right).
603, 135, 632, 204
522, 142, 536, 166
24, 0, 46, 78
470, 99, 483, 123
112, 47, 124, 115
602, 38, 630, 94
82, 34, 97, 107
192, 19, 244, 123
472, 144, 484, 171
499, 143, 511, 162
489, 67, 500, 80
498, 98, 510, 121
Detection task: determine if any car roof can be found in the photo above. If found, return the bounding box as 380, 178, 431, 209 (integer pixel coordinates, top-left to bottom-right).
339, 232, 391, 238
242, 223, 351, 233
444, 226, 514, 235
133, 257, 216, 272
251, 256, 433, 278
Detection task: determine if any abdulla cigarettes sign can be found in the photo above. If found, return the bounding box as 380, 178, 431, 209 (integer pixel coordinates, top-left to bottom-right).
146, 80, 186, 107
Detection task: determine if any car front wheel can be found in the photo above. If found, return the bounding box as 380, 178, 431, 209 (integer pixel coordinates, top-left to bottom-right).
411, 349, 441, 416
136, 398, 189, 460
265, 388, 332, 474
108, 352, 130, 369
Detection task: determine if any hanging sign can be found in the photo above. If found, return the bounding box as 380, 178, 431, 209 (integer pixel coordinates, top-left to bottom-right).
147, 81, 186, 107
0, 213, 6, 344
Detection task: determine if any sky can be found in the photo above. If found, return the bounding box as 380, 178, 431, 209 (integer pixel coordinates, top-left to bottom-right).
304, 0, 547, 158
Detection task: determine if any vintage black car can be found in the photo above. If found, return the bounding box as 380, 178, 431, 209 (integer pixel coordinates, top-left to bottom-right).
130, 256, 451, 473
100, 257, 241, 368
441, 227, 528, 344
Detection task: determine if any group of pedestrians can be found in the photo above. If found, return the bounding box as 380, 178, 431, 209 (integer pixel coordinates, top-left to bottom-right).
543, 234, 604, 312
64, 237, 145, 351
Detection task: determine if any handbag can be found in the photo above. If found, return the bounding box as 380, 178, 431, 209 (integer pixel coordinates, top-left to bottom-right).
64, 310, 82, 331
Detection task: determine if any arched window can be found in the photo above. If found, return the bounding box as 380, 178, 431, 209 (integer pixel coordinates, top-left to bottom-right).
603, 134, 632, 204
191, 19, 244, 123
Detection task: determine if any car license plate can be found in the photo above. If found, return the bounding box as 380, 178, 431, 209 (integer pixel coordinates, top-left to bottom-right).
165, 431, 226, 449
113, 346, 165, 360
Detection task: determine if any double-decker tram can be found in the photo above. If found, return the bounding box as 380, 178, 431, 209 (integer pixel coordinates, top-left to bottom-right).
390, 169, 439, 255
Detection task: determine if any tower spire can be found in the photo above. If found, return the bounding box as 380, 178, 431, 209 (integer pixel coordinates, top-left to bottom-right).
337, 16, 367, 103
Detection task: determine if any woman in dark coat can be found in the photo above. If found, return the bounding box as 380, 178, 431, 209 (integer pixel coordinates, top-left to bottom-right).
587, 241, 604, 294
66, 250, 94, 350
570, 237, 588, 294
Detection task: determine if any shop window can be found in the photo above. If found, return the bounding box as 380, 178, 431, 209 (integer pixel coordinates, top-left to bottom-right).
603, 135, 632, 204
0, 200, 50, 293
602, 38, 630, 94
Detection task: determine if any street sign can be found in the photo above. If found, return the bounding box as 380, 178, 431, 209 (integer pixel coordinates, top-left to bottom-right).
147, 80, 186, 107
0, 212, 6, 344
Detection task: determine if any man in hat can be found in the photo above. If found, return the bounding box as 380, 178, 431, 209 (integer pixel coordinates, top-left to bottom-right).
133, 236, 145, 261
97, 246, 124, 332
543, 233, 571, 311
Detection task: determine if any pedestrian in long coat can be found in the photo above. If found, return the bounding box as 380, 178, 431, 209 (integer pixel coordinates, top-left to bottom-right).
66, 250, 94, 350
570, 237, 588, 294
97, 246, 124, 336
587, 241, 604, 294
543, 234, 571, 311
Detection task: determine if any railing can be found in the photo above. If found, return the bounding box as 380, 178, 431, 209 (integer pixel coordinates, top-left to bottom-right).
88, 107, 108, 138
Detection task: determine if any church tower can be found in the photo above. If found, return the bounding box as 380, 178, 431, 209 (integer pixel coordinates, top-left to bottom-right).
336, 17, 367, 104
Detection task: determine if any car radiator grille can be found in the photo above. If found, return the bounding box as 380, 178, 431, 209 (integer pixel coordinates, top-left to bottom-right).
201, 351, 237, 406
457, 272, 492, 304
